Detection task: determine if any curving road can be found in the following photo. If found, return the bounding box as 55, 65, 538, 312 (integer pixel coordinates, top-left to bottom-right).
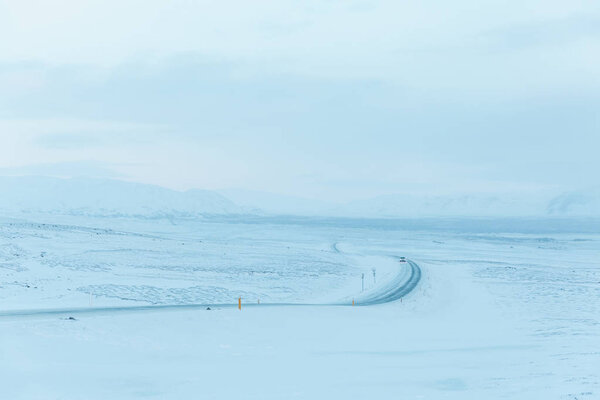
352, 260, 421, 306
0, 258, 421, 319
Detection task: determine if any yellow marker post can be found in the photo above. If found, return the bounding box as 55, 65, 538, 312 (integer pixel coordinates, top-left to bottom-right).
238, 297, 241, 310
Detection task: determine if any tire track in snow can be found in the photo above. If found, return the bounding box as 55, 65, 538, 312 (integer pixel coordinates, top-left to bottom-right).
331, 242, 341, 253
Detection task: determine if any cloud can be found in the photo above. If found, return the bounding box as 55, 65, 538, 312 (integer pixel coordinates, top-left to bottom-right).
0, 1, 598, 93
0, 160, 124, 179
0, 1, 598, 200
0, 118, 171, 149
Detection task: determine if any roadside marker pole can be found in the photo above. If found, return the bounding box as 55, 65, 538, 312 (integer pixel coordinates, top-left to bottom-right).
352, 298, 355, 306
361, 273, 364, 292
238, 297, 241, 310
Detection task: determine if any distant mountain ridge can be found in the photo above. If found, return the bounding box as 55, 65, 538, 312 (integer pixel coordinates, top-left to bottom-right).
220, 188, 600, 218
336, 193, 549, 217
547, 187, 600, 216
338, 190, 600, 218
0, 176, 241, 217
1, 176, 598, 218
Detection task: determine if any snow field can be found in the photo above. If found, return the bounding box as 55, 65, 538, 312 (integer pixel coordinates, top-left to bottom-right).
1, 216, 598, 399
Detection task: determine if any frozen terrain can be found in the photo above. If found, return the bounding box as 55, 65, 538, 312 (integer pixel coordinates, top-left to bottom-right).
0, 214, 598, 399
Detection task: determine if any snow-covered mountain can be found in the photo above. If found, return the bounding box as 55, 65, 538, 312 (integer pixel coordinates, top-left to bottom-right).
217, 189, 600, 218
337, 190, 600, 218
2, 176, 598, 218
334, 193, 551, 218
217, 189, 556, 217
547, 187, 600, 216
0, 176, 241, 217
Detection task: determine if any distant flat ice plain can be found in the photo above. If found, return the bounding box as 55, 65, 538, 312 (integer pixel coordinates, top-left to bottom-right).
0, 215, 598, 399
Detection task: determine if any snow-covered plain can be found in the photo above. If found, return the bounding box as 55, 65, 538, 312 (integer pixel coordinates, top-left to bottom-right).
0, 215, 598, 399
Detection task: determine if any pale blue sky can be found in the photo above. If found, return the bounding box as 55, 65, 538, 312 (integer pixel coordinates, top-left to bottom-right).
0, 0, 598, 201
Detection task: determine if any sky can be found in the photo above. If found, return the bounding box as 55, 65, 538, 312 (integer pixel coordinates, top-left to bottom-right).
1, 0, 599, 202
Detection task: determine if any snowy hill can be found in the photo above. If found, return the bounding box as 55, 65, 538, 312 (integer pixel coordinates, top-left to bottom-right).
217, 189, 554, 217
338, 191, 600, 218
547, 187, 600, 216
219, 189, 600, 218
2, 176, 598, 219
336, 193, 552, 218
0, 176, 241, 217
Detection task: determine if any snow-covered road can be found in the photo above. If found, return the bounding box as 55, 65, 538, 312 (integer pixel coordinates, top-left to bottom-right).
354, 260, 420, 306
0, 258, 421, 318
